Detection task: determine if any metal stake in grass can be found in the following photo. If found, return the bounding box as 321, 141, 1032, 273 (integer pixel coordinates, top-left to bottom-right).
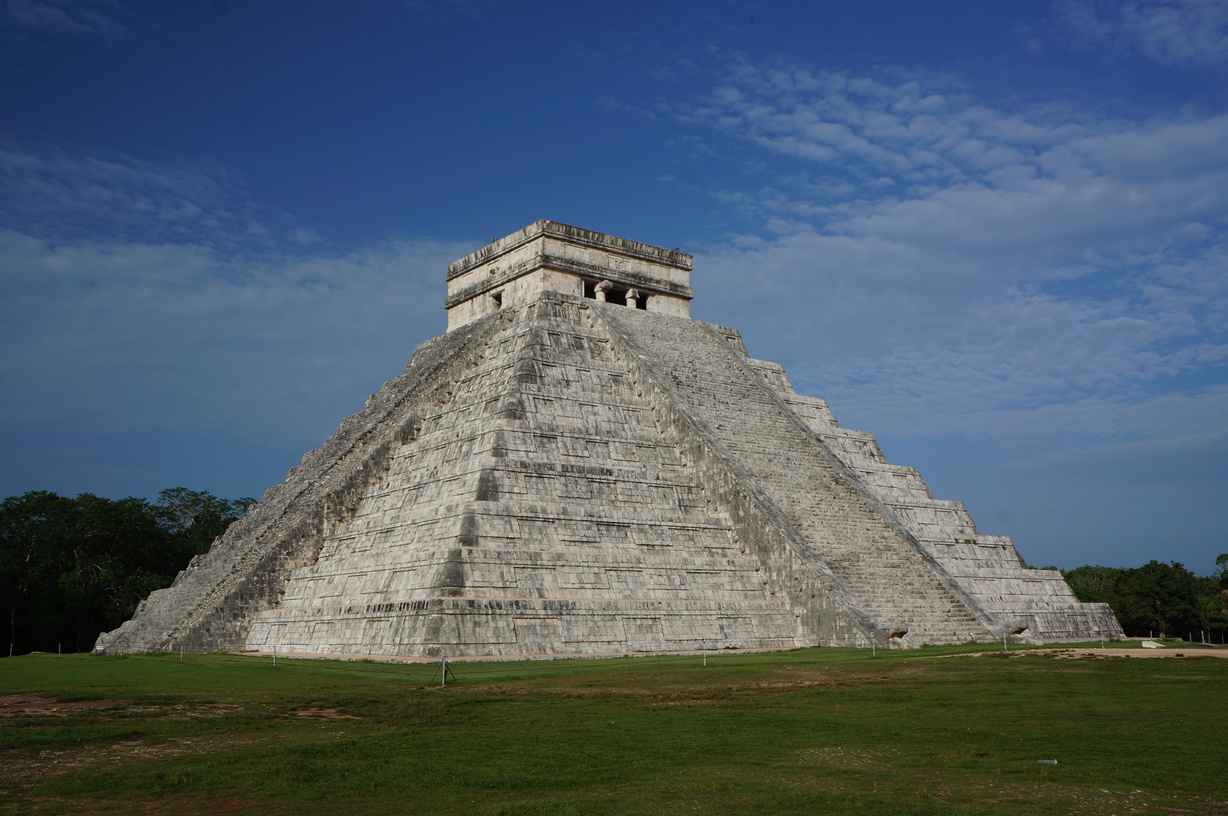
272, 644, 277, 668
433, 655, 456, 686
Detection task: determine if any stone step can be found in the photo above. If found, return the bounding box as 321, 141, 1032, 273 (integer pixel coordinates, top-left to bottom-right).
603, 306, 991, 642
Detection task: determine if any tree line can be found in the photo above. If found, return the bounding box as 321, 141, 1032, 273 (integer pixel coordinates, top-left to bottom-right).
1064, 558, 1228, 642
3, 486, 1226, 655
1, 488, 253, 656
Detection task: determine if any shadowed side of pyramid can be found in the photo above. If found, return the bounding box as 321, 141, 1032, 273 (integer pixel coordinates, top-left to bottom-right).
594, 304, 996, 646
595, 303, 1120, 645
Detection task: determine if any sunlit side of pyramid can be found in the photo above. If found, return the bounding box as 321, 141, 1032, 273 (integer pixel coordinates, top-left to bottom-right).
95, 221, 1122, 658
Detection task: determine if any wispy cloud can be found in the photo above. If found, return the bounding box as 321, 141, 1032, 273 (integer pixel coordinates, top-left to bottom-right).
1051, 0, 1228, 68
0, 230, 463, 442
1, 0, 134, 40
0, 144, 471, 451
671, 55, 1226, 468
669, 51, 1227, 568
0, 142, 274, 248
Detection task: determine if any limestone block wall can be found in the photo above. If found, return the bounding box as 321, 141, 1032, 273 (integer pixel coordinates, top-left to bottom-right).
94, 315, 508, 654
588, 310, 876, 647
740, 338, 1122, 640
446, 268, 585, 329
595, 303, 1001, 646
98, 282, 1120, 658
243, 294, 799, 658
447, 222, 693, 330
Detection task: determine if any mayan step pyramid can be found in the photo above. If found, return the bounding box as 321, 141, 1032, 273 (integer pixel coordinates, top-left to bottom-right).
95, 221, 1122, 658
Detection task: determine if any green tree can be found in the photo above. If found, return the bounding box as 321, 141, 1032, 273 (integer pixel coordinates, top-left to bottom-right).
1, 488, 252, 656
1, 491, 75, 656
154, 487, 253, 563
1206, 554, 1228, 643
57, 494, 172, 652
1064, 560, 1227, 641
1114, 561, 1206, 639
1063, 565, 1121, 605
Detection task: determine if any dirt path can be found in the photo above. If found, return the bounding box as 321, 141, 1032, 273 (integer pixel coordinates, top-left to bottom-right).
959, 646, 1228, 659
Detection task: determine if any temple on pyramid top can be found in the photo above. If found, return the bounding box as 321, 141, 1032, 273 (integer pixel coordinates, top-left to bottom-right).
96, 220, 1122, 660
445, 220, 694, 330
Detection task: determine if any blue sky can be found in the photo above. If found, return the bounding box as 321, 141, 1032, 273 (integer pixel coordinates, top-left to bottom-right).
2, 0, 1225, 572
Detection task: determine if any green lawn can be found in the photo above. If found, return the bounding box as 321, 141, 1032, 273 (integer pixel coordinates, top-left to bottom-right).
2, 646, 1225, 815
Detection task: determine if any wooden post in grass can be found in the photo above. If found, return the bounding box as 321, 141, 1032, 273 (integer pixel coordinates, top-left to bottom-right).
273, 644, 277, 668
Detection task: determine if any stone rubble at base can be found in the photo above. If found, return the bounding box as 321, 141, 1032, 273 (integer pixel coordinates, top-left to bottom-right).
95, 221, 1123, 658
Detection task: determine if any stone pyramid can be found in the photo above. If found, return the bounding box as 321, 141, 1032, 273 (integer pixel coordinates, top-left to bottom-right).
95, 221, 1122, 658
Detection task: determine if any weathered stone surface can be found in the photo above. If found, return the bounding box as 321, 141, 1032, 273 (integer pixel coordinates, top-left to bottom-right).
95, 221, 1121, 658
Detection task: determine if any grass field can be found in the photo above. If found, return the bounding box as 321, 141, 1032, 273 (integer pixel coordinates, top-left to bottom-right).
2, 645, 1225, 815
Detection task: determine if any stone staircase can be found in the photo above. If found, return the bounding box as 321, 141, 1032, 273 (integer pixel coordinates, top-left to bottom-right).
241, 296, 800, 657
601, 305, 995, 645
748, 344, 1123, 641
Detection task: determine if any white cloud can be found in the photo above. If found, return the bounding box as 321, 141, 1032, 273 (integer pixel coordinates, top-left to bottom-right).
1052, 0, 1228, 68
0, 227, 464, 446
676, 55, 1227, 475
0, 143, 474, 454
